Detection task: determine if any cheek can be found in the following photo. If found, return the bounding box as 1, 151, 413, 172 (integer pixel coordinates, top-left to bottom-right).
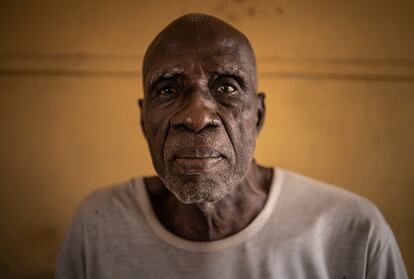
143, 108, 173, 162
224, 102, 258, 165
145, 110, 164, 139
235, 99, 258, 139
144, 98, 180, 139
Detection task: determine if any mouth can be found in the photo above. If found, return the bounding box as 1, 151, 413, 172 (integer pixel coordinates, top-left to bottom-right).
173, 148, 225, 174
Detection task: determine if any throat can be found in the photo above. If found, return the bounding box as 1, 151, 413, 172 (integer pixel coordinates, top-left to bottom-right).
144, 164, 273, 241
159, 195, 266, 241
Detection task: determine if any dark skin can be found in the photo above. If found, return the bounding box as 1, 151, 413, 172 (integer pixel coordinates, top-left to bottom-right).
139, 14, 273, 241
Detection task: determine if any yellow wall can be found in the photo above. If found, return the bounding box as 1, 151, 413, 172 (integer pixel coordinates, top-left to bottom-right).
0, 0, 413, 278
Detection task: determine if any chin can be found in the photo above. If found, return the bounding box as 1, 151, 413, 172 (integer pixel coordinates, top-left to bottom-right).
166, 178, 236, 204
158, 161, 247, 204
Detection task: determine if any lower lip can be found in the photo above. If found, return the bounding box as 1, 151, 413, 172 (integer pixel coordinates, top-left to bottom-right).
174, 156, 224, 174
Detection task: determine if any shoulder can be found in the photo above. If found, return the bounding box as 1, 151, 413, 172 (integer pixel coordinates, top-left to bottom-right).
277, 169, 398, 261
269, 169, 408, 277
277, 168, 388, 233
74, 177, 144, 222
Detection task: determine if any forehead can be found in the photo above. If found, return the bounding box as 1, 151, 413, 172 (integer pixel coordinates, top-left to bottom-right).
144, 37, 254, 86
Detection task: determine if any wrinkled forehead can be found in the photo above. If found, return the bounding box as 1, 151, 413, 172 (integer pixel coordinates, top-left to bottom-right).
143, 37, 256, 90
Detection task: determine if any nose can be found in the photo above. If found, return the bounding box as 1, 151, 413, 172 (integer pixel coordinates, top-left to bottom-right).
170, 92, 221, 133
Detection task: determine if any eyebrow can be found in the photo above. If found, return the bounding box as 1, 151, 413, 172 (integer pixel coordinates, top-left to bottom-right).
145, 66, 249, 92
146, 67, 185, 91
213, 67, 248, 88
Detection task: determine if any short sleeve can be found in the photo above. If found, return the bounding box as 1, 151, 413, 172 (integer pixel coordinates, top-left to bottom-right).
366, 225, 408, 279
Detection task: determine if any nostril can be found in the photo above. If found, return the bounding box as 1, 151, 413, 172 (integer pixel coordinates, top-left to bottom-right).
171, 111, 221, 133
171, 122, 191, 132
193, 123, 219, 133
170, 93, 221, 133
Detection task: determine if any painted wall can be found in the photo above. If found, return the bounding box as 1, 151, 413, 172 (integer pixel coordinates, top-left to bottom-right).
0, 0, 413, 278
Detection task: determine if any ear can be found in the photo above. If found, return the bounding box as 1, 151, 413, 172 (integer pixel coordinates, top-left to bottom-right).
256, 92, 266, 134
138, 98, 147, 139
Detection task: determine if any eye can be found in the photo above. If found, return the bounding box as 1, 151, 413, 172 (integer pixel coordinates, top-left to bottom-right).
214, 84, 237, 95
158, 86, 177, 96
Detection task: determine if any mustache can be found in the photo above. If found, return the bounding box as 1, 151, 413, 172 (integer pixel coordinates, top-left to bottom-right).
164, 129, 233, 160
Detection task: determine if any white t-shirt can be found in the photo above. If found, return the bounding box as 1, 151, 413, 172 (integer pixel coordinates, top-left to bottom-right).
56, 168, 408, 279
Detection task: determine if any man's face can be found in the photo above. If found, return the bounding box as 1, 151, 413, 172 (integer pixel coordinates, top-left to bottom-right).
141, 33, 262, 204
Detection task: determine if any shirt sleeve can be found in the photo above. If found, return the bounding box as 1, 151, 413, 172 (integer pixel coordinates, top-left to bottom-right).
366, 225, 409, 279
55, 205, 87, 279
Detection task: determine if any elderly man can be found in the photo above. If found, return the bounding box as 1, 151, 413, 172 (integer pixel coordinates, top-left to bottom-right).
56, 13, 408, 279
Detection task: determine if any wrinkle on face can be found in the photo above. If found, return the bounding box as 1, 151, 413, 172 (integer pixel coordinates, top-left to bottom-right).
143, 15, 257, 91
146, 67, 185, 94
141, 14, 260, 204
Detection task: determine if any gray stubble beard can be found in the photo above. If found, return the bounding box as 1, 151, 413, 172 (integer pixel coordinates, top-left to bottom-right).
161, 166, 239, 204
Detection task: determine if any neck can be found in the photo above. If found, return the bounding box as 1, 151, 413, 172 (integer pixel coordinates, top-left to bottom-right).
145, 161, 273, 241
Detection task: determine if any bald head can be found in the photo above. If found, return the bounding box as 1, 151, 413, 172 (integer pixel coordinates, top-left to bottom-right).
142, 13, 257, 90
